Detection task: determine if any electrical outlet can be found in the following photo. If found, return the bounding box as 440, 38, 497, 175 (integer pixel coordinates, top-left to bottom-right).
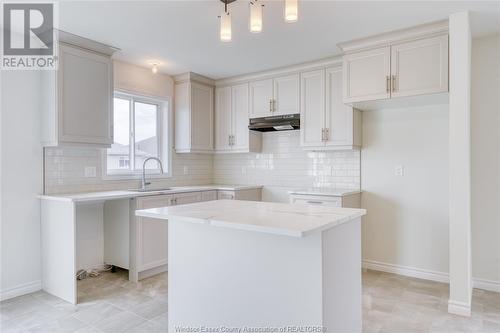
395, 165, 404, 177
183, 166, 189, 175
84, 166, 97, 178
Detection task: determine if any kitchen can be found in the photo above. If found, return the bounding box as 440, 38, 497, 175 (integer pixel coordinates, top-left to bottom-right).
1, 1, 500, 333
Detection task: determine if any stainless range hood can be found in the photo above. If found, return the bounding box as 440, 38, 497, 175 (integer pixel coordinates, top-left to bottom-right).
248, 114, 300, 132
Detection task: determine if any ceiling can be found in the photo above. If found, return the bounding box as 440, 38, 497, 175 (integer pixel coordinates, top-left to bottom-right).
59, 1, 500, 79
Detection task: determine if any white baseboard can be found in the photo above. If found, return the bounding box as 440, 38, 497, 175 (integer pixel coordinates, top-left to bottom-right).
362, 259, 500, 293
473, 277, 500, 293
362, 259, 449, 283
0, 280, 42, 301
448, 299, 471, 317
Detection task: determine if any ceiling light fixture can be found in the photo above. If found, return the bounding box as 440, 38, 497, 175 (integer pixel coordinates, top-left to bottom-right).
249, 0, 263, 33
218, 0, 298, 42
284, 0, 298, 22
151, 63, 159, 74
219, 0, 234, 42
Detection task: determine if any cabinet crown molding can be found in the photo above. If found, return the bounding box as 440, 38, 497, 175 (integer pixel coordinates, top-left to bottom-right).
338, 19, 449, 54
58, 30, 119, 56
215, 56, 342, 87
174, 72, 215, 86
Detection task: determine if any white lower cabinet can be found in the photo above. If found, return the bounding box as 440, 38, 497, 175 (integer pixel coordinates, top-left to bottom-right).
131, 190, 208, 281
289, 193, 361, 208
217, 188, 262, 201
132, 195, 172, 281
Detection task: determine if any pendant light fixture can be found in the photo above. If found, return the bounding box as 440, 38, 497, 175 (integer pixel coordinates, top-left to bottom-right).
218, 0, 298, 42
219, 0, 235, 42
284, 0, 298, 22
249, 0, 263, 33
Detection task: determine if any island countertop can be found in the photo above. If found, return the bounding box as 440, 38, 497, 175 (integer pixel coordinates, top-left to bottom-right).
135, 199, 366, 237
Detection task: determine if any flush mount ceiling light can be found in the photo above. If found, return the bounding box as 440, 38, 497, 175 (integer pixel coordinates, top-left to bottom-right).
151, 63, 159, 74
218, 0, 298, 42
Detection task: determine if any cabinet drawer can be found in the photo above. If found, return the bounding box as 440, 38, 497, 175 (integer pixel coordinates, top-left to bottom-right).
217, 190, 235, 200
290, 195, 342, 207
136, 195, 172, 209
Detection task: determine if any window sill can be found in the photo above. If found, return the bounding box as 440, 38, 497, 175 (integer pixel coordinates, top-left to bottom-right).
102, 172, 172, 181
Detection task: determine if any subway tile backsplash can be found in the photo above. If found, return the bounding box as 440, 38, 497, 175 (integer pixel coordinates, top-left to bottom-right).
213, 131, 360, 190
44, 131, 360, 197
44, 147, 214, 194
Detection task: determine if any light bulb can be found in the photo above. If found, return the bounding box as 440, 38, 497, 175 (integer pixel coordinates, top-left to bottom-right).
249, 1, 263, 33
284, 0, 298, 22
220, 12, 232, 42
152, 64, 158, 74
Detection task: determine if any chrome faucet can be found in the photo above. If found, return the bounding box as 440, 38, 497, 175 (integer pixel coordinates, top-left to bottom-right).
141, 157, 164, 190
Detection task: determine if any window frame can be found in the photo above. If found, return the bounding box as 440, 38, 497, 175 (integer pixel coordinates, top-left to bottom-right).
102, 91, 172, 180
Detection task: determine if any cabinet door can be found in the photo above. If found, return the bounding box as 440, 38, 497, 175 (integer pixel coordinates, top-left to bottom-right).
343, 46, 391, 103
136, 195, 172, 271
273, 74, 299, 116
249, 79, 273, 118
58, 44, 113, 145
173, 192, 202, 205
201, 190, 217, 201
325, 67, 355, 147
215, 86, 232, 151
390, 35, 449, 98
232, 83, 250, 151
190, 82, 214, 151
300, 69, 325, 148
217, 191, 235, 200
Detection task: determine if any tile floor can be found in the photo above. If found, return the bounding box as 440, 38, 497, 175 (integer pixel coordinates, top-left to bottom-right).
1, 269, 499, 332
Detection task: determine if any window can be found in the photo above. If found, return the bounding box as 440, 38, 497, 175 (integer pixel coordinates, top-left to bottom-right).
106, 92, 170, 177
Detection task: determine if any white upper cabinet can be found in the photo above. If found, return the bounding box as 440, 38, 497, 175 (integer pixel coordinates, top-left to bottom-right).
325, 67, 361, 148
340, 21, 449, 107
249, 75, 299, 118
174, 73, 214, 153
215, 83, 262, 153
42, 40, 116, 147
231, 83, 252, 151
300, 69, 325, 148
249, 79, 273, 118
343, 47, 391, 103
273, 74, 300, 116
301, 67, 361, 151
390, 35, 449, 98
215, 86, 232, 151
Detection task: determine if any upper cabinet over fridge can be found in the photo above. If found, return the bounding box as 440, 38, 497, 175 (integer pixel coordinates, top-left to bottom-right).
339, 20, 449, 111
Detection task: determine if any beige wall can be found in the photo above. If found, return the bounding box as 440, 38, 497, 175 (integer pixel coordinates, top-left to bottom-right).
113, 60, 174, 98
361, 104, 450, 275
471, 34, 500, 284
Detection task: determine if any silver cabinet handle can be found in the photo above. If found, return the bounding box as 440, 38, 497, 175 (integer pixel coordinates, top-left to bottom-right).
324, 128, 329, 141
307, 201, 323, 205
386, 76, 390, 93
269, 99, 273, 112
392, 75, 397, 92
321, 128, 324, 141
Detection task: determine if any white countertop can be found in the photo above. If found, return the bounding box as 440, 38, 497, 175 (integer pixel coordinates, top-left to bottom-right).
38, 185, 263, 203
288, 188, 362, 197
135, 199, 366, 238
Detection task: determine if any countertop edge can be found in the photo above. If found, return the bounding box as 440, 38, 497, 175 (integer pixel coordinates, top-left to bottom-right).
39, 185, 264, 202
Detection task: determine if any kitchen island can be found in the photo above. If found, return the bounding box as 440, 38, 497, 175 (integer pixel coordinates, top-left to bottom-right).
136, 199, 366, 333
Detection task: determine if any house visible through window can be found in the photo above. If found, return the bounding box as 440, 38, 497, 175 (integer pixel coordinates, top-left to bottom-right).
107, 93, 168, 176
